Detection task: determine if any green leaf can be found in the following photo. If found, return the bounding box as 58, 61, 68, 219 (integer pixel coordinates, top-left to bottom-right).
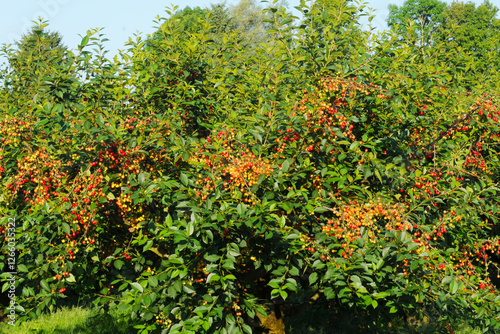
61, 223, 70, 235
249, 129, 263, 143
289, 267, 300, 276
167, 285, 177, 298
165, 214, 173, 227
131, 282, 144, 293
237, 203, 246, 217
314, 207, 328, 213
80, 35, 89, 48
450, 279, 458, 294
148, 276, 158, 287
204, 254, 219, 262
114, 260, 124, 270
187, 221, 195, 236
40, 280, 50, 292
227, 243, 240, 257
183, 285, 195, 294
65, 274, 76, 283
442, 276, 452, 284
282, 201, 293, 211
407, 243, 419, 252
281, 160, 290, 172
143, 240, 153, 252
285, 278, 298, 292
279, 215, 286, 228
309, 272, 318, 285
374, 291, 389, 299
410, 261, 419, 271
138, 173, 146, 185
18, 264, 28, 272
180, 173, 189, 186
206, 273, 220, 284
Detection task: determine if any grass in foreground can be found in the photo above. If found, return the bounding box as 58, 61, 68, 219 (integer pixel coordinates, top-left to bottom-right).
0, 306, 135, 334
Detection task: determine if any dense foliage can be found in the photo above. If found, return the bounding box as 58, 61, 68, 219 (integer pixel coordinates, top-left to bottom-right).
1, 0, 499, 333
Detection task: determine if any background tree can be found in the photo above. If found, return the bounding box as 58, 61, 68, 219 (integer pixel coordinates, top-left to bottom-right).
386, 0, 500, 91
387, 0, 446, 47
0, 20, 72, 108
290, 0, 370, 79
208, 3, 236, 40
436, 0, 500, 80
225, 0, 292, 49
170, 6, 209, 34
228, 0, 270, 47
147, 4, 235, 45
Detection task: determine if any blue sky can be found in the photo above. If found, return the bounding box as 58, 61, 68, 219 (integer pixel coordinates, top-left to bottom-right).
0, 0, 489, 64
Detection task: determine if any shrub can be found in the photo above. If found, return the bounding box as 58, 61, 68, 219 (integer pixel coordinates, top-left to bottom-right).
1, 1, 499, 333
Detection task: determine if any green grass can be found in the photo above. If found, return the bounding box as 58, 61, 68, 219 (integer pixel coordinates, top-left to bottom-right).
0, 306, 136, 334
